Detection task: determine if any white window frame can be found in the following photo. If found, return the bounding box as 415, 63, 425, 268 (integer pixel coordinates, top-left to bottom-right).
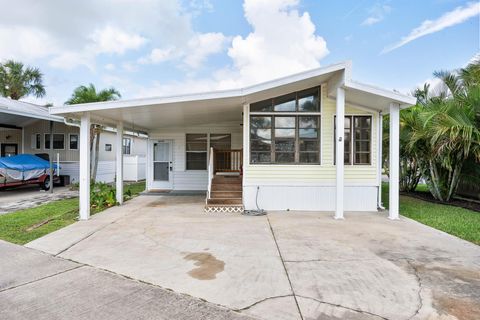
44, 133, 65, 150
68, 133, 79, 150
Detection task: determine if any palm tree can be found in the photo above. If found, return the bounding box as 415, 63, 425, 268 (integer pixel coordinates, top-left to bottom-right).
407, 61, 480, 201
65, 84, 121, 181
0, 60, 46, 100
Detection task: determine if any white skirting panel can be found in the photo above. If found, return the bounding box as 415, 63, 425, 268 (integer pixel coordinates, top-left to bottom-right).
243, 185, 378, 212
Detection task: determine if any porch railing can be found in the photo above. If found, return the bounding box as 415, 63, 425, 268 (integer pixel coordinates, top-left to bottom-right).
213, 149, 243, 174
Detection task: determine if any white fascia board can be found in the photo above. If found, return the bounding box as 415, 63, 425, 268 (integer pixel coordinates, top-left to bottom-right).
49, 61, 350, 115
1, 107, 64, 123
345, 80, 416, 106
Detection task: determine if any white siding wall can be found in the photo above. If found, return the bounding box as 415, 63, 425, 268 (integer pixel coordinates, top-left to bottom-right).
148, 121, 242, 191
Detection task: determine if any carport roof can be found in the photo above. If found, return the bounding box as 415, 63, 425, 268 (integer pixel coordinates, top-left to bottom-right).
0, 97, 63, 128
49, 61, 416, 131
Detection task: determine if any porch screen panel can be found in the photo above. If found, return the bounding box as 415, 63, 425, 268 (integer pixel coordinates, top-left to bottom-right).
186, 134, 207, 170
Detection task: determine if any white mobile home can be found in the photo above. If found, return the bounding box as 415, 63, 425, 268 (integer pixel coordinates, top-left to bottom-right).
49, 62, 415, 219
0, 97, 147, 183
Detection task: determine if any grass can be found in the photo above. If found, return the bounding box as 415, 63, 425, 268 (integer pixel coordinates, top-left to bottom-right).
382, 182, 480, 245
0, 181, 145, 245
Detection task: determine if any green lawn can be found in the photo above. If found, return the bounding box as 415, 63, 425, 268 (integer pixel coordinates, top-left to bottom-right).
382, 183, 480, 245
0, 181, 145, 245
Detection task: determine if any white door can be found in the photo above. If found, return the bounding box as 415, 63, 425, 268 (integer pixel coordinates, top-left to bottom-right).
151, 140, 173, 189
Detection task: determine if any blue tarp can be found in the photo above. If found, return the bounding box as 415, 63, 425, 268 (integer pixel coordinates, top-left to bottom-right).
0, 154, 59, 171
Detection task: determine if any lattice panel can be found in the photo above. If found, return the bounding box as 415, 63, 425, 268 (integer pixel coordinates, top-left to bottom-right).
204, 206, 244, 213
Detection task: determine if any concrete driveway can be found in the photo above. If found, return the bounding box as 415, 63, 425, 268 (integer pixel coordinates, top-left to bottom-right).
25, 195, 480, 320
0, 185, 77, 214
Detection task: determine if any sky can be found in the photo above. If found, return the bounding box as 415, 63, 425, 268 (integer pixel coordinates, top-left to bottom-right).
0, 0, 478, 105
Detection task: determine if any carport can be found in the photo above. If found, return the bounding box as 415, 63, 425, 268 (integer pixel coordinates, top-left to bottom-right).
0, 97, 64, 192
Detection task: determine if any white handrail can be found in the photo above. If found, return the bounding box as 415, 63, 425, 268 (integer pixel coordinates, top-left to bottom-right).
207, 147, 214, 202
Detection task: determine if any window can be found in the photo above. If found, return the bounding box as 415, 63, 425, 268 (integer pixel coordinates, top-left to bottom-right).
334, 116, 372, 165
250, 115, 321, 164
250, 86, 320, 113
354, 116, 372, 164
105, 144, 112, 152
186, 134, 207, 170
122, 138, 131, 155
32, 134, 41, 149
69, 134, 78, 150
44, 134, 65, 149
249, 86, 321, 164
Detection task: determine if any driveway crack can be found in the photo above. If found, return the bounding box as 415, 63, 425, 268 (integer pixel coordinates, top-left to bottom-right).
234, 294, 294, 311
266, 215, 304, 320
296, 295, 390, 320
0, 265, 84, 293
405, 259, 424, 320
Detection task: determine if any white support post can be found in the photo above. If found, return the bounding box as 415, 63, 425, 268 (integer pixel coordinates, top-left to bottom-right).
116, 122, 124, 205
335, 87, 345, 220
389, 103, 400, 220
79, 112, 91, 220
377, 112, 384, 209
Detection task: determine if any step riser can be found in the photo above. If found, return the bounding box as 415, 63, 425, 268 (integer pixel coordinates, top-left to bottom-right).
211, 191, 242, 198
211, 184, 242, 191
212, 180, 242, 185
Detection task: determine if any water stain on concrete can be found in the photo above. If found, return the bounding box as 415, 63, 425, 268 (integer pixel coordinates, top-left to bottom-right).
148, 201, 166, 207
184, 252, 225, 280
434, 294, 480, 320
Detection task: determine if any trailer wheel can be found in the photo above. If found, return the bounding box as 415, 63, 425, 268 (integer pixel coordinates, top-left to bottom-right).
41, 176, 51, 190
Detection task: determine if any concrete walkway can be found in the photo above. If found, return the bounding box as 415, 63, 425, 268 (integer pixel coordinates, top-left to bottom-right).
25, 195, 480, 320
0, 240, 252, 320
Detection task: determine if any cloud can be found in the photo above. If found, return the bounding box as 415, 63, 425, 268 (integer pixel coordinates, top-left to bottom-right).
226, 0, 329, 86
184, 33, 228, 68
0, 0, 193, 69
382, 2, 480, 54
361, 3, 391, 26
90, 26, 147, 55
138, 32, 228, 69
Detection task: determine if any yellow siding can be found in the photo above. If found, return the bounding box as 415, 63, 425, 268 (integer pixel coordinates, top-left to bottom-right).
244, 85, 378, 185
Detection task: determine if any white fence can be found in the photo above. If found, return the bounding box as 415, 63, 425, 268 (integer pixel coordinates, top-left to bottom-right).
123, 155, 146, 182
59, 155, 146, 184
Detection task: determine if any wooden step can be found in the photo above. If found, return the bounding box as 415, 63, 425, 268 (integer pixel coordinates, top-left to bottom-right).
207, 198, 243, 205
211, 183, 242, 191
212, 176, 242, 184
210, 191, 242, 198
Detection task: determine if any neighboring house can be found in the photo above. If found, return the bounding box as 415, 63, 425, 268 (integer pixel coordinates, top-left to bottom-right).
50, 61, 416, 220
0, 97, 147, 183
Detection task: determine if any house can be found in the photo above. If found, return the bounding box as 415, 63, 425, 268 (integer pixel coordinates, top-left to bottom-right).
0, 97, 147, 183
49, 61, 416, 219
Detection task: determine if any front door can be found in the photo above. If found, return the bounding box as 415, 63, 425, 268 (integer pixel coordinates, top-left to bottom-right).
151, 140, 173, 189
1, 144, 18, 157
